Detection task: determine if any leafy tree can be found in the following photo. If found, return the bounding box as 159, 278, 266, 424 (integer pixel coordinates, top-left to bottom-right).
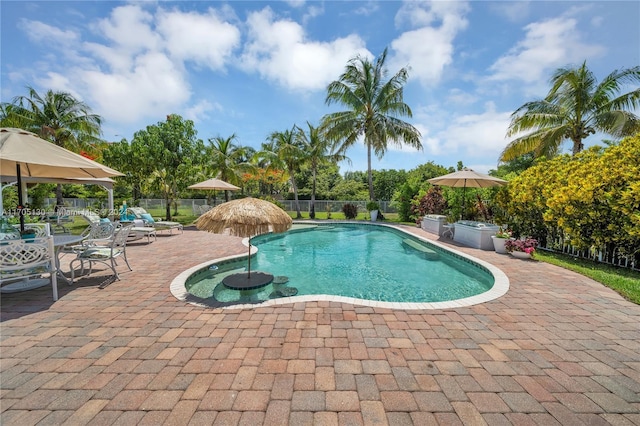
294, 122, 346, 218
372, 169, 408, 201
502, 62, 640, 161
3, 87, 103, 207
405, 162, 452, 191
0, 104, 29, 128
206, 134, 253, 201
329, 179, 368, 201
265, 128, 306, 218
242, 167, 288, 197
321, 47, 422, 200
393, 182, 417, 222
129, 115, 204, 220
103, 137, 145, 204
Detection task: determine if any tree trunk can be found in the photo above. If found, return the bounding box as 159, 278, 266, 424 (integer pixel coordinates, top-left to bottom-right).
367, 141, 374, 201
291, 173, 301, 219
165, 197, 171, 221
572, 137, 584, 155
310, 166, 317, 219
55, 184, 64, 212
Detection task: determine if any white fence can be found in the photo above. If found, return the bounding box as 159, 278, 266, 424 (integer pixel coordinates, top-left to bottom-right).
43, 198, 397, 213
541, 235, 638, 272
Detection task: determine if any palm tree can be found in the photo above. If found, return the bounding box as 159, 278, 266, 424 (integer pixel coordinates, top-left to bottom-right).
7, 87, 103, 208
294, 122, 346, 219
266, 128, 306, 219
207, 134, 253, 202
321, 47, 422, 201
502, 62, 640, 161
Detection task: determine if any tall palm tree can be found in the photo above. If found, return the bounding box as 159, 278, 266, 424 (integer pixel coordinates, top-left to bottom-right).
321, 47, 422, 201
294, 122, 346, 219
207, 134, 253, 202
7, 87, 103, 208
502, 62, 640, 161
266, 128, 306, 219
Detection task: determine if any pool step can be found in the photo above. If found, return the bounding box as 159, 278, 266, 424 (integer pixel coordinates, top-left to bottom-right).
402, 239, 439, 260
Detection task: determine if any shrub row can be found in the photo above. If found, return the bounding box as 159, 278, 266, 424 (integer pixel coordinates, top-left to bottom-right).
494, 134, 640, 257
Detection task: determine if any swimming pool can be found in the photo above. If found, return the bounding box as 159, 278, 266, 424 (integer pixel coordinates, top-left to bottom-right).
171, 223, 509, 309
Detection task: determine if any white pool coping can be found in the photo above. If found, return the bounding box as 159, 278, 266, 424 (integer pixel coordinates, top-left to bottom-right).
170, 221, 509, 310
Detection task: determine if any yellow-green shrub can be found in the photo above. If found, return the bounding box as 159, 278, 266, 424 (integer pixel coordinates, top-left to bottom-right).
495, 134, 640, 256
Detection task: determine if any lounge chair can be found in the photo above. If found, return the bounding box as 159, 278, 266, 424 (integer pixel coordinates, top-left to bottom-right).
122, 207, 183, 234
128, 219, 157, 244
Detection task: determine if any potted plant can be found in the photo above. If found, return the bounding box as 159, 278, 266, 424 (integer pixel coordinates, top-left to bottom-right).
491, 227, 512, 254
366, 201, 380, 222
505, 237, 538, 259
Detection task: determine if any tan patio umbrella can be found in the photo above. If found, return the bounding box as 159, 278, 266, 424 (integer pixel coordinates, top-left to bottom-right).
196, 197, 292, 290
188, 178, 240, 205
428, 168, 507, 220
0, 127, 123, 231
188, 178, 240, 191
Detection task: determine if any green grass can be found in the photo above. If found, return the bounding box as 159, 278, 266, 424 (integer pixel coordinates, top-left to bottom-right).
534, 250, 640, 304
286, 211, 414, 225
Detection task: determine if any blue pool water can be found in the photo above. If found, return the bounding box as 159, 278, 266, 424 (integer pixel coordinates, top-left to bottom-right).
185, 224, 494, 304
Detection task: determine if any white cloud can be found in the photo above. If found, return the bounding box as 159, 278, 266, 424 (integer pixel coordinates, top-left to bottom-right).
302, 4, 324, 25
157, 8, 240, 70
416, 102, 511, 162
80, 52, 191, 123
390, 1, 469, 85
285, 0, 306, 8
489, 1, 531, 23
184, 99, 220, 124
19, 19, 79, 45
34, 72, 79, 99
446, 88, 478, 106
16, 4, 245, 125
239, 7, 370, 91
353, 1, 380, 17
488, 17, 604, 83
443, 103, 511, 158
92, 5, 161, 55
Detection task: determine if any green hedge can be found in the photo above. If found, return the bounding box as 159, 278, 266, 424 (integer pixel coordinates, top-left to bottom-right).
495, 134, 640, 258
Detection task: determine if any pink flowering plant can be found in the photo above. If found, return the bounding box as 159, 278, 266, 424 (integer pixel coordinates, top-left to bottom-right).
505, 237, 538, 255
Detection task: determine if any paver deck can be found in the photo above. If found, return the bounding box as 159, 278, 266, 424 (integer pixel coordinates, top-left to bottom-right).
1, 224, 639, 425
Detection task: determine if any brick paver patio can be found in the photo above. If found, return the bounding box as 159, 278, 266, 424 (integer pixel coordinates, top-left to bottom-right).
1, 224, 639, 425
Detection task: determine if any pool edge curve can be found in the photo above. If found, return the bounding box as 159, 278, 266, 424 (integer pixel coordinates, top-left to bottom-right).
170, 222, 510, 310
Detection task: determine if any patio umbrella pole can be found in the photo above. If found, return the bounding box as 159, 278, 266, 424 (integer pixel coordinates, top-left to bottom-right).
16, 164, 24, 233
247, 239, 252, 278
461, 180, 467, 221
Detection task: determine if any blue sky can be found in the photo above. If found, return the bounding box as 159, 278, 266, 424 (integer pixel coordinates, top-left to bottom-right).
1, 1, 638, 174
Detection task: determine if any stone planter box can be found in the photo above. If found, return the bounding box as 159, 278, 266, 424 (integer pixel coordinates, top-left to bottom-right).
421, 215, 447, 236
453, 220, 500, 250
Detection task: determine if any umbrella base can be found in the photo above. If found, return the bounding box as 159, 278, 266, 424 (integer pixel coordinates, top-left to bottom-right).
222, 272, 274, 291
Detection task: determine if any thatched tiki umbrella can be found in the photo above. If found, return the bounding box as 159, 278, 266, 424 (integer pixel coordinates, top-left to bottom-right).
196, 197, 292, 289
